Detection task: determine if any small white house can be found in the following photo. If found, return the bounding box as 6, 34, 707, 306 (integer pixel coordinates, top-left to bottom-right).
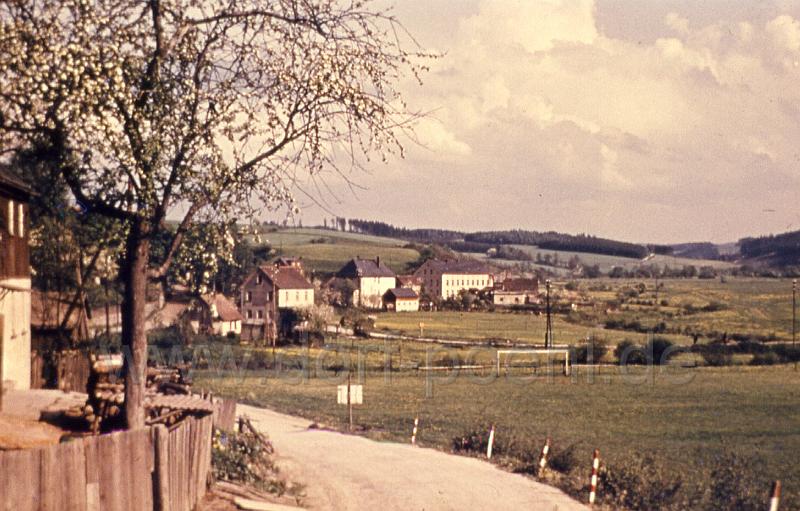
383, 288, 420, 312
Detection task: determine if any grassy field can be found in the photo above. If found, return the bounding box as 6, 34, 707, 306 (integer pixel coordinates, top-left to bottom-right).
373, 310, 687, 346
507, 244, 736, 272
196, 358, 800, 508
246, 227, 419, 274
575, 277, 797, 342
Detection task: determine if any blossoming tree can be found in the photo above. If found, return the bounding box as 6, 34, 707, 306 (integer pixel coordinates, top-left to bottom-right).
0, 0, 427, 428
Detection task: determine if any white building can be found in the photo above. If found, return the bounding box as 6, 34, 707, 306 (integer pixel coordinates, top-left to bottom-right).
0, 166, 31, 391
413, 259, 493, 299
335, 257, 396, 309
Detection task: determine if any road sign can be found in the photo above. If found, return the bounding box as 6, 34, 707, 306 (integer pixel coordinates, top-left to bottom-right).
337, 384, 363, 405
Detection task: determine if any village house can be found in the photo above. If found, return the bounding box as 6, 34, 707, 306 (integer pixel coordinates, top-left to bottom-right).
0, 166, 31, 392
240, 262, 314, 342
396, 274, 423, 295
186, 293, 243, 337
335, 257, 396, 309
492, 277, 539, 306
383, 288, 420, 312
413, 259, 494, 299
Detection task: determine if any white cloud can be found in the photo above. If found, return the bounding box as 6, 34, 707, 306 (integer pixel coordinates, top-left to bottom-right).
315, 0, 800, 243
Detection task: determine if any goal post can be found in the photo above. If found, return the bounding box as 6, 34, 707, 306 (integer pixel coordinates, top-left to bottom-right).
496, 349, 571, 376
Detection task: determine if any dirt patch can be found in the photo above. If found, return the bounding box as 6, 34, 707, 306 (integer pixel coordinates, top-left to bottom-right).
0, 414, 66, 449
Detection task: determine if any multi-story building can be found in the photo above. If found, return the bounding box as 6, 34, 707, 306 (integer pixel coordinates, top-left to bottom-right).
492, 278, 539, 306
0, 166, 31, 391
240, 262, 314, 342
414, 259, 494, 299
335, 257, 396, 309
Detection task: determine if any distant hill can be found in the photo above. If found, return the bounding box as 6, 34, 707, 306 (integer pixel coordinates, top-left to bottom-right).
739, 229, 800, 266
670, 242, 720, 260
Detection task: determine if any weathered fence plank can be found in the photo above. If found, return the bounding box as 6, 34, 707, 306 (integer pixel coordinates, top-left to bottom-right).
0, 414, 212, 511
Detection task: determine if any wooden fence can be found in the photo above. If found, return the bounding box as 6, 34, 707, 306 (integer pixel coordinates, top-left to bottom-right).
30, 350, 91, 393
0, 415, 213, 511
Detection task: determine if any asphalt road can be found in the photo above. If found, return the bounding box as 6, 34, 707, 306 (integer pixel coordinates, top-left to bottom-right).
238, 404, 588, 511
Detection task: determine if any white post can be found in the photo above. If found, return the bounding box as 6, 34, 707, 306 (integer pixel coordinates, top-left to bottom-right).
538, 437, 551, 476
486, 425, 495, 459
589, 449, 600, 505
770, 481, 781, 511
411, 417, 419, 445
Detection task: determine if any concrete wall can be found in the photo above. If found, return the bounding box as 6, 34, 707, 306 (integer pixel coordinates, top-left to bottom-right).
1, 277, 31, 390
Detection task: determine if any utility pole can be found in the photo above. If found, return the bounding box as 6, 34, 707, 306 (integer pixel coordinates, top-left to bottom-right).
793, 279, 797, 371
544, 279, 553, 349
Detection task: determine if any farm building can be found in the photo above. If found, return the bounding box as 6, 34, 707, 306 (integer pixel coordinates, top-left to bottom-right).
383, 288, 420, 312
493, 278, 539, 306
186, 293, 243, 336
335, 257, 396, 309
414, 259, 493, 299
240, 262, 314, 342
396, 274, 423, 295
0, 166, 31, 392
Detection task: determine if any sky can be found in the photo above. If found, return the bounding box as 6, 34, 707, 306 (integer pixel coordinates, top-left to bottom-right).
293, 0, 800, 244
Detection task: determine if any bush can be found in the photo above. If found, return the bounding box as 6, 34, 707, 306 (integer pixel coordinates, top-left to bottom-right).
598, 455, 688, 510
750, 352, 780, 366
701, 347, 734, 367
646, 337, 679, 365
707, 454, 768, 511
573, 337, 609, 364
615, 340, 646, 365
212, 428, 286, 495
452, 425, 512, 457
548, 442, 581, 474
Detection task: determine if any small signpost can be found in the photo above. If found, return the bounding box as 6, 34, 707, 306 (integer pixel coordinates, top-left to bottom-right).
337, 374, 363, 431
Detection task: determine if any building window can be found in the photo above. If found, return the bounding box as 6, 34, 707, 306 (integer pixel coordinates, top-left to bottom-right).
256, 275, 262, 285
246, 291, 252, 302
7, 200, 14, 236
257, 310, 263, 319
16, 203, 23, 238
247, 310, 253, 319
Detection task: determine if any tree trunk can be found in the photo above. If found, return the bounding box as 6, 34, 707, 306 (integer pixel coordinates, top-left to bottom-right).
121, 219, 150, 430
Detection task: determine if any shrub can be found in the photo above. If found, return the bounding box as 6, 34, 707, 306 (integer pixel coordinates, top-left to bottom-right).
750, 352, 780, 366
573, 337, 609, 364
548, 442, 581, 474
212, 428, 286, 495
707, 454, 768, 511
646, 337, 679, 365
615, 340, 646, 365
598, 455, 688, 510
452, 425, 512, 457
701, 347, 734, 367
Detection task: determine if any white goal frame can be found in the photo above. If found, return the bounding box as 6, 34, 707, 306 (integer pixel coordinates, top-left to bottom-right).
496, 349, 571, 376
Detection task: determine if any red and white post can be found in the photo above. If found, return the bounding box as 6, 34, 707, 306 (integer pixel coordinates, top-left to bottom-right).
589, 449, 600, 505
411, 417, 419, 446
538, 437, 551, 476
770, 480, 781, 511
487, 425, 496, 459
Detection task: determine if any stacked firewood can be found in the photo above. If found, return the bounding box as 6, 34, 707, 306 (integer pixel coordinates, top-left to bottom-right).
82, 354, 125, 433
146, 363, 192, 394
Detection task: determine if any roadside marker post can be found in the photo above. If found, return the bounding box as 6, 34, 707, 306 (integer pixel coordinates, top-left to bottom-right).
487, 425, 496, 459
337, 374, 363, 432
411, 417, 419, 445
538, 437, 551, 476
770, 480, 781, 511
589, 449, 600, 505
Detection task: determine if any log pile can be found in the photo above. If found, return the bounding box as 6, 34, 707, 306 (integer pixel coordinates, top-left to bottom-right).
147, 363, 192, 395
83, 354, 125, 433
